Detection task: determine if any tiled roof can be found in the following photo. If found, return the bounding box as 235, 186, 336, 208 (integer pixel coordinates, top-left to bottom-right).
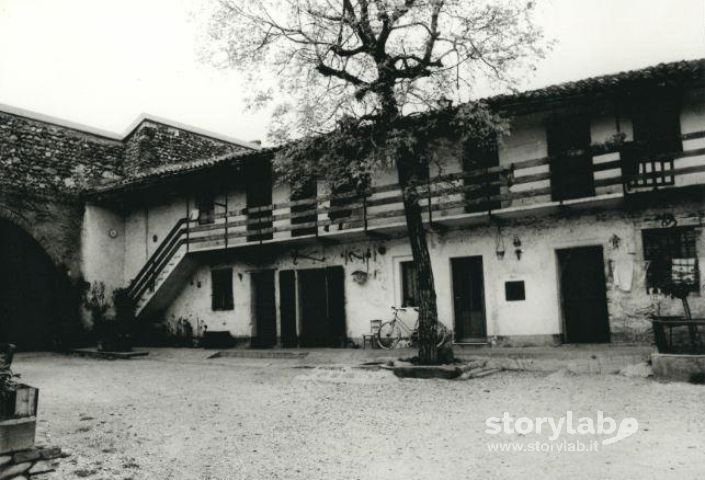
87, 57, 704, 196
487, 58, 704, 107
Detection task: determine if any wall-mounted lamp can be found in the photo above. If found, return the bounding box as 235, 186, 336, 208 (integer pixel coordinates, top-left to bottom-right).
513, 235, 523, 260
495, 225, 506, 260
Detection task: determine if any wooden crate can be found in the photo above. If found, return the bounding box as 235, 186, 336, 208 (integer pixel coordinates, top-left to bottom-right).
0, 385, 38, 454
0, 385, 38, 420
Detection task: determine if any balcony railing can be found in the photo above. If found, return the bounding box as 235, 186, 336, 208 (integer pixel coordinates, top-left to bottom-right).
128, 129, 705, 305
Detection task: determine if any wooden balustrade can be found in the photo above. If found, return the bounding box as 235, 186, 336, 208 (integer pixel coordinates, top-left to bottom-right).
129, 130, 705, 304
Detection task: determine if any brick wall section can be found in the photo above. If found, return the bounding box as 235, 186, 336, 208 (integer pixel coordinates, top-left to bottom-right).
0, 110, 124, 194
123, 120, 248, 176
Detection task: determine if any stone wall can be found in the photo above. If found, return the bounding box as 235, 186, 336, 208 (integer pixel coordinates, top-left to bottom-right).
123, 120, 248, 176
0, 190, 83, 277
0, 110, 124, 194
0, 445, 65, 479
0, 107, 254, 349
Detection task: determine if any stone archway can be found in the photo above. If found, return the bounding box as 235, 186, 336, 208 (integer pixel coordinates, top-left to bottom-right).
0, 204, 67, 269
0, 215, 78, 350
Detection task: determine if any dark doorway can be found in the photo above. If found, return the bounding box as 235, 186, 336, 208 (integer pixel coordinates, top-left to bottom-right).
462, 134, 500, 213
451, 256, 487, 342
0, 220, 71, 350
547, 115, 595, 201
279, 270, 298, 347
251, 270, 277, 347
298, 266, 346, 347
245, 159, 274, 242
557, 246, 611, 343
290, 179, 318, 237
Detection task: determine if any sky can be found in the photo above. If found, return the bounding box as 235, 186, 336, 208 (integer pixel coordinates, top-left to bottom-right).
0, 0, 703, 145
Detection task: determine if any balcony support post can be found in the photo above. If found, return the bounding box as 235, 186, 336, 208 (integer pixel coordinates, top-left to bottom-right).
186, 197, 190, 253
224, 194, 228, 250
426, 177, 433, 227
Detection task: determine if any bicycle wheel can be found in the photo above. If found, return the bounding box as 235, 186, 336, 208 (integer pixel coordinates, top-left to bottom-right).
376, 321, 401, 349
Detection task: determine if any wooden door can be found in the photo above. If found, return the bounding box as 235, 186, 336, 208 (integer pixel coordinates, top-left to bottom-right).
451, 256, 487, 342
325, 266, 347, 347
279, 270, 298, 347
298, 267, 346, 347
557, 246, 611, 343
298, 269, 328, 347
251, 270, 277, 347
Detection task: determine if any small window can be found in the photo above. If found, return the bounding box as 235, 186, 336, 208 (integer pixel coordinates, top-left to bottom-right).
643, 227, 699, 294
197, 195, 215, 225
211, 268, 234, 311
505, 281, 526, 301
400, 261, 420, 307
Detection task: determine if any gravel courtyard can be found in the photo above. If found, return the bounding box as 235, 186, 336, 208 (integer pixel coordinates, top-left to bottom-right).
13, 350, 705, 480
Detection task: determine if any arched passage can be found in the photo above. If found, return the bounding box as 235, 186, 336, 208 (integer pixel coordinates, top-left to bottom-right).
0, 218, 76, 350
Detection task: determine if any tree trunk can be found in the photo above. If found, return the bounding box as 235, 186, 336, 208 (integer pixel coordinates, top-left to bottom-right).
378, 86, 442, 365
395, 150, 440, 365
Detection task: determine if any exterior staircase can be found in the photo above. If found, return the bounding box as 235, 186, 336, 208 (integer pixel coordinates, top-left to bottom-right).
127, 219, 198, 317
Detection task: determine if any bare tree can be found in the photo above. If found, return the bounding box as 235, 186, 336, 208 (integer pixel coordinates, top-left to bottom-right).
204, 0, 547, 363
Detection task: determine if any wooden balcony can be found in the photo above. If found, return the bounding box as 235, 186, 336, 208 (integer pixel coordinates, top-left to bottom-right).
186, 130, 705, 248
128, 130, 705, 306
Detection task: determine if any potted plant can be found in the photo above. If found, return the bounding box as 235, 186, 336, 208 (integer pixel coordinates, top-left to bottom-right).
111, 287, 136, 352
84, 283, 135, 352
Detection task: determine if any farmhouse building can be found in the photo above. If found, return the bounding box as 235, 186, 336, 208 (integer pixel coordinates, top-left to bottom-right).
1, 59, 704, 349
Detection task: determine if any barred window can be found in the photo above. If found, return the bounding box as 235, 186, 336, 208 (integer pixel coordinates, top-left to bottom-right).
211, 268, 234, 311
642, 227, 699, 293
401, 261, 420, 307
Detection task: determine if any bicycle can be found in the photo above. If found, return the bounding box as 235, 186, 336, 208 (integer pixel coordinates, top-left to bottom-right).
375, 306, 449, 349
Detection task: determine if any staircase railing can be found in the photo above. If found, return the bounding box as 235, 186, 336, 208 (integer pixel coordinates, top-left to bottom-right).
127, 218, 189, 303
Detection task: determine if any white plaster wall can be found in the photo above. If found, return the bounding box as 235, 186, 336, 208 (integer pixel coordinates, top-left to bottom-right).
159, 198, 705, 345
123, 198, 187, 283
676, 86, 705, 188
165, 265, 252, 337
81, 204, 125, 291
500, 112, 550, 207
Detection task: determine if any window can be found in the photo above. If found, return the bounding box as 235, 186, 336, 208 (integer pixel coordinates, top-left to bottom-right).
623, 90, 682, 188
642, 227, 699, 293
505, 281, 526, 301
211, 268, 234, 310
401, 261, 420, 307
547, 115, 595, 201
197, 195, 215, 225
